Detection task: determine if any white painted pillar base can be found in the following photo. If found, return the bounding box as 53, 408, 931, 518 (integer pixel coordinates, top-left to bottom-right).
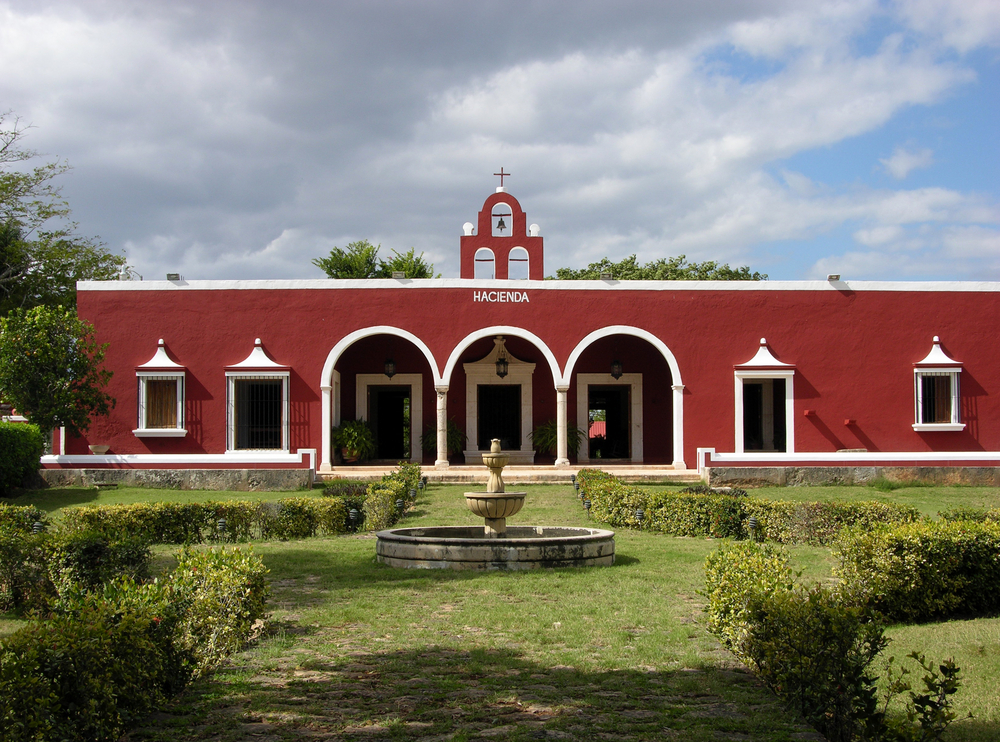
672, 384, 686, 469
435, 386, 450, 468
321, 384, 333, 470
555, 386, 570, 467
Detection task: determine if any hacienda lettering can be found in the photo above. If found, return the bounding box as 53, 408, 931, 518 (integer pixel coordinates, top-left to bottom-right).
473, 290, 530, 303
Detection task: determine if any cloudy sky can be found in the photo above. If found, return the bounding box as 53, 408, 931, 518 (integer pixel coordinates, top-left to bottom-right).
1, 0, 997, 281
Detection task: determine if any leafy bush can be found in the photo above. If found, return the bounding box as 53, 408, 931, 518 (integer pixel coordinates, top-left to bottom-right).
580, 469, 919, 545
0, 502, 45, 533
703, 541, 794, 652
529, 420, 584, 457
322, 479, 369, 499
420, 418, 467, 459
706, 543, 964, 742
46, 529, 151, 599
0, 581, 191, 742
170, 547, 270, 676
939, 506, 1000, 524
0, 421, 43, 495
0, 526, 51, 613
835, 520, 1000, 622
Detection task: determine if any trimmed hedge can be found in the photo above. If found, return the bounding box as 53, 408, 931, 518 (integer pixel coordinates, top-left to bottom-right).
0, 422, 43, 495
939, 506, 1000, 524
835, 519, 1000, 622
0, 502, 46, 533
577, 469, 919, 545
0, 546, 269, 742
60, 463, 422, 545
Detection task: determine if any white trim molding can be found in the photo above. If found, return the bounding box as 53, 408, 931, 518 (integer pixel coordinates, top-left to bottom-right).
42, 448, 317, 471
697, 447, 1000, 475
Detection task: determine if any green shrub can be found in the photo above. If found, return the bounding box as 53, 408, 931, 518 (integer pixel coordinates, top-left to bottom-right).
0, 422, 43, 495
170, 547, 270, 675
46, 530, 151, 598
939, 506, 1000, 524
703, 541, 795, 653
322, 479, 369, 499
835, 520, 1000, 622
0, 582, 191, 742
420, 418, 466, 458
581, 469, 919, 545
0, 526, 51, 613
0, 502, 45, 532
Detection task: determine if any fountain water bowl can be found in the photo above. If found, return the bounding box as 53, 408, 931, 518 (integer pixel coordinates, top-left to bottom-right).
376, 439, 615, 570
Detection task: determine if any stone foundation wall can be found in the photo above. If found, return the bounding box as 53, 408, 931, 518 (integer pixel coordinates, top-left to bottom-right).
706, 465, 1000, 487
39, 468, 313, 491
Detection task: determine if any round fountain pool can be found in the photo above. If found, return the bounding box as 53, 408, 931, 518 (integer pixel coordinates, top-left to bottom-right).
375, 525, 615, 570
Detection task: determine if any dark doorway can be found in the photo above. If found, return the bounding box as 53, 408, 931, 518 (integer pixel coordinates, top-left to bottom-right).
478, 385, 521, 450
588, 386, 630, 459
234, 379, 283, 450
742, 378, 786, 452
369, 386, 411, 460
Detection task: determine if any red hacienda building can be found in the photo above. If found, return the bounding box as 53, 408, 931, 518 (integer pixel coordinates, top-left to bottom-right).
41, 185, 1000, 485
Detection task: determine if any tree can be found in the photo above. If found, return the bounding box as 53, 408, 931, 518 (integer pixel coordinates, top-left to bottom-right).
0, 305, 114, 437
0, 112, 130, 315
312, 239, 438, 279
554, 254, 767, 281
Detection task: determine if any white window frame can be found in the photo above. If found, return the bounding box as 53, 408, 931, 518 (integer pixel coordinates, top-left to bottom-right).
134, 372, 187, 437
734, 369, 795, 454
913, 369, 964, 431
226, 372, 290, 452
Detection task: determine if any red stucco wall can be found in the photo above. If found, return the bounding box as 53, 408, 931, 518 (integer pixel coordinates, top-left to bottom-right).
72, 280, 1000, 467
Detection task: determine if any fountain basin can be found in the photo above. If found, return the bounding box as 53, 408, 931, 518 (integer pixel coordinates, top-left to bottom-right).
375, 525, 615, 570
464, 492, 526, 520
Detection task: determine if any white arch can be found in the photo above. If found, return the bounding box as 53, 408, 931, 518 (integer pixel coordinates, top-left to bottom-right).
320, 327, 442, 471
563, 325, 686, 468
321, 326, 443, 387
562, 325, 683, 387
474, 248, 495, 280
442, 326, 562, 388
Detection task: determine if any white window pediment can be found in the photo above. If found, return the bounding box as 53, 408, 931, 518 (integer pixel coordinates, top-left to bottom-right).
134, 339, 187, 437
913, 337, 964, 431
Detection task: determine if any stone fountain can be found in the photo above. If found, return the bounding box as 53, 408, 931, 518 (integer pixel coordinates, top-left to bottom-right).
375, 441, 615, 570
464, 439, 526, 538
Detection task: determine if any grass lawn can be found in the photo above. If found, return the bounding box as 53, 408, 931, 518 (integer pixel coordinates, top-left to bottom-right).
4, 481, 999, 741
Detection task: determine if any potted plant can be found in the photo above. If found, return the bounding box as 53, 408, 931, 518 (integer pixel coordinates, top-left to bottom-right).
529, 420, 584, 458
332, 419, 376, 463
420, 419, 467, 461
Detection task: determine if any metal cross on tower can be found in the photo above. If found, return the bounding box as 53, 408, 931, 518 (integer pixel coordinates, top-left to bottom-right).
494, 168, 510, 188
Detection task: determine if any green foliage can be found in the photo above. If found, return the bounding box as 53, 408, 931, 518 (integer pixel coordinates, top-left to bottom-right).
0, 501, 45, 532
553, 253, 766, 281
706, 543, 964, 742
46, 529, 150, 598
322, 479, 370, 499
331, 418, 376, 462
170, 547, 270, 675
312, 239, 438, 279
1, 112, 130, 316
0, 422, 43, 494
59, 464, 422, 544
703, 541, 795, 652
0, 304, 114, 436
0, 526, 51, 613
938, 506, 1000, 523
420, 418, 467, 459
529, 419, 584, 457
580, 469, 919, 544
835, 520, 1000, 622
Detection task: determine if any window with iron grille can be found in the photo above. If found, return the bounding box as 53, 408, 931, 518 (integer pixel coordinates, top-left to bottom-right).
914, 370, 962, 430
134, 373, 186, 436
227, 374, 289, 450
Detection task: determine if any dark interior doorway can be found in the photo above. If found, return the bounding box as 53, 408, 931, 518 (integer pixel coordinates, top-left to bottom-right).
478, 385, 521, 450
742, 378, 786, 452
588, 385, 630, 459
369, 386, 411, 460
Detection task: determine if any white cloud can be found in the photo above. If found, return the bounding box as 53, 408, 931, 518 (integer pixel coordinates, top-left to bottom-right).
880, 146, 934, 179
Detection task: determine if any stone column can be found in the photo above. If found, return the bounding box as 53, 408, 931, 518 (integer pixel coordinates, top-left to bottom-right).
555, 386, 570, 467
435, 386, 450, 468
320, 384, 333, 472
672, 384, 686, 469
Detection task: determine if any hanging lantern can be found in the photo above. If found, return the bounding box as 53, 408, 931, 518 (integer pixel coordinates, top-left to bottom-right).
384, 358, 396, 379
611, 359, 623, 380
495, 349, 509, 378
